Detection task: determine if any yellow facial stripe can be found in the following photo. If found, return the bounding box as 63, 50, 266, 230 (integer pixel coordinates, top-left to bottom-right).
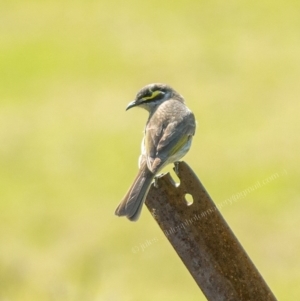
141, 90, 161, 101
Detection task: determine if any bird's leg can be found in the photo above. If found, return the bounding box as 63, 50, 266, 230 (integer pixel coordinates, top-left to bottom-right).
174, 161, 180, 175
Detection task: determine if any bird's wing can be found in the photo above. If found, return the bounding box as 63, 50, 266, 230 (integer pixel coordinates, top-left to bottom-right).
144, 112, 196, 173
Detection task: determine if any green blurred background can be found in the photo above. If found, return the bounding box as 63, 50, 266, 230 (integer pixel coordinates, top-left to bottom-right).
0, 0, 299, 300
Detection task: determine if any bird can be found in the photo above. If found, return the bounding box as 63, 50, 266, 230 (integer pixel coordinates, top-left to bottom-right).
115, 83, 196, 221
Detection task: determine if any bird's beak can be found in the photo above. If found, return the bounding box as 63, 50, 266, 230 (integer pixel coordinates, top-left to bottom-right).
126, 100, 138, 111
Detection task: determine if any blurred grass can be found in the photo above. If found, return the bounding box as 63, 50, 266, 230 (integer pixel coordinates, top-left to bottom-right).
0, 0, 299, 300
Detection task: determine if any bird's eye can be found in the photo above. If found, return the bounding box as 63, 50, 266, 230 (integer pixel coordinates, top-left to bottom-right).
141, 90, 165, 102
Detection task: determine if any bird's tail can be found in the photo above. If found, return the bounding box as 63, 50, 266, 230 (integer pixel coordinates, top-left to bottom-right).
115, 164, 154, 221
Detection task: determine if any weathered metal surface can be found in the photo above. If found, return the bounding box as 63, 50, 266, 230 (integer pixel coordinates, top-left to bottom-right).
145, 161, 277, 301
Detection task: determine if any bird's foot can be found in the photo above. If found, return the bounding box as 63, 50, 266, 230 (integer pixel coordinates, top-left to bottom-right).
154, 173, 165, 188
174, 161, 180, 175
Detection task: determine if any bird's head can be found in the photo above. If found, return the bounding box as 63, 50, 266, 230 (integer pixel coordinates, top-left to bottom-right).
126, 83, 184, 112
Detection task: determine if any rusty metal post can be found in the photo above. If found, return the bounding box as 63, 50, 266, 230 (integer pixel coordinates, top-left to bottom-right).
145, 161, 277, 301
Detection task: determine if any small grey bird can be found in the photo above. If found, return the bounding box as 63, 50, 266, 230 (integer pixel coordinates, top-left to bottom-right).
115, 83, 196, 221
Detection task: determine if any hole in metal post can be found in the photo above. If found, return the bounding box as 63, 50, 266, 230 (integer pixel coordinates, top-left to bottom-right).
185, 193, 194, 206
